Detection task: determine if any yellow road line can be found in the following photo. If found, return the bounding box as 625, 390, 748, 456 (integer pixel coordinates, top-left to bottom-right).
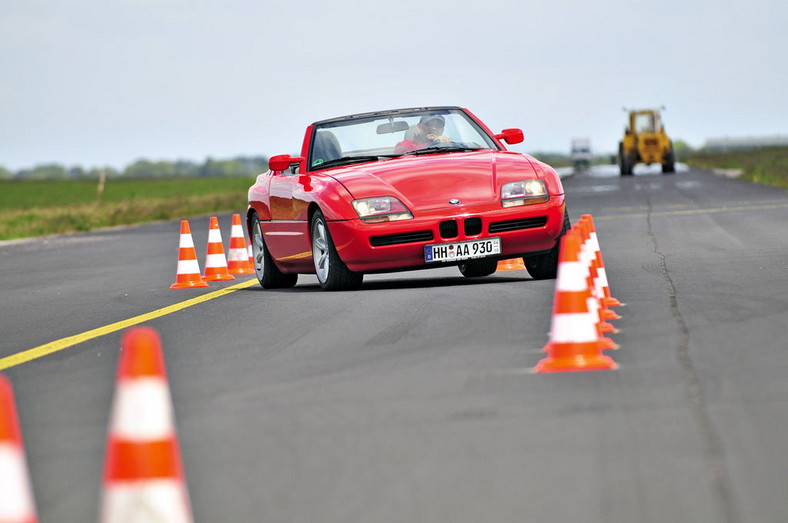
0, 278, 258, 370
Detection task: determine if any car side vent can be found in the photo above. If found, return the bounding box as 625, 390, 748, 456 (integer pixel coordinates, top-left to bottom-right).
488, 216, 548, 233
439, 220, 458, 239
370, 230, 434, 247
464, 217, 482, 236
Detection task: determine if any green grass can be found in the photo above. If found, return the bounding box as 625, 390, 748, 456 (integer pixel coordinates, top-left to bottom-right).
0, 177, 255, 240
683, 146, 788, 189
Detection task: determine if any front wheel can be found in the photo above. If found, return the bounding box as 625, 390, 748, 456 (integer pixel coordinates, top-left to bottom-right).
619, 143, 634, 176
524, 211, 570, 280
311, 210, 363, 291
662, 144, 676, 174
250, 213, 298, 289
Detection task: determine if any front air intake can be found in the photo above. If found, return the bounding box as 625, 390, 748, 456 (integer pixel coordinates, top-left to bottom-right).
439, 220, 458, 239
488, 216, 548, 233
464, 217, 482, 236
370, 230, 434, 247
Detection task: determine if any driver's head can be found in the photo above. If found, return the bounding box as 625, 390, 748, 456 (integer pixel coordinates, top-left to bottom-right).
419, 114, 445, 134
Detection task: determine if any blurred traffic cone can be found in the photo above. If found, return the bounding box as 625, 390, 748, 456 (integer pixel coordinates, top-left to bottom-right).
581, 214, 623, 308
574, 218, 618, 349
203, 216, 235, 281
535, 232, 618, 372
100, 327, 193, 523
170, 220, 209, 289
247, 244, 254, 271
227, 214, 254, 275
0, 375, 38, 523
496, 258, 526, 271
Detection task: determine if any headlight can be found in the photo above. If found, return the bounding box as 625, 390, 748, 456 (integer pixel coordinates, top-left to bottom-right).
352, 197, 413, 223
501, 179, 549, 207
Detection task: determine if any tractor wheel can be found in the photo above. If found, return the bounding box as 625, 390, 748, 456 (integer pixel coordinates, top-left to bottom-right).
618, 143, 634, 176
662, 143, 676, 174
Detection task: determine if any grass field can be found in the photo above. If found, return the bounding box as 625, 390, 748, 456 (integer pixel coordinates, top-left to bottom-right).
683, 145, 788, 188
0, 177, 255, 240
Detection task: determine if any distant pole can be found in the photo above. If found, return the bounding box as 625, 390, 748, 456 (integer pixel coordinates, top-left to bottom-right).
97, 169, 106, 203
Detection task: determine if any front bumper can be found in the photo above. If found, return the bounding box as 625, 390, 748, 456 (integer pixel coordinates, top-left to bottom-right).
328, 195, 566, 273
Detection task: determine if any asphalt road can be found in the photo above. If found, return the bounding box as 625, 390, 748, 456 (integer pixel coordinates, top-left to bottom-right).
1, 165, 788, 522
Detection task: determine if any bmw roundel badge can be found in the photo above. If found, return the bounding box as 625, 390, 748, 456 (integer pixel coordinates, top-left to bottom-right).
449, 199, 461, 204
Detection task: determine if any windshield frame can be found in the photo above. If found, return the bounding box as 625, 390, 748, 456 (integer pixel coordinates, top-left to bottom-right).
306, 107, 502, 172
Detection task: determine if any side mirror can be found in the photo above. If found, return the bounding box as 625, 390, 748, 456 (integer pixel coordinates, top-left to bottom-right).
269, 154, 304, 172
494, 128, 524, 145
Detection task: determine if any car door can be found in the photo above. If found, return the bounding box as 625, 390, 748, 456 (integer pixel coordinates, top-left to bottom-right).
266, 169, 312, 269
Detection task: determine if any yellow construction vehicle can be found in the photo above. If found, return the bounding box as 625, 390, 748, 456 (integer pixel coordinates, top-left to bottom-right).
618, 108, 675, 175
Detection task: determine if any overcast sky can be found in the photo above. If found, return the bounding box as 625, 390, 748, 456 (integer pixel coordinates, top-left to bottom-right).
2, 0, 787, 171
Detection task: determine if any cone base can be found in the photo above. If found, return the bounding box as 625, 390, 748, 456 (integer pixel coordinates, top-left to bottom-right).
170, 279, 209, 289
600, 336, 619, 350
496, 258, 526, 271
605, 297, 624, 307
599, 321, 618, 333
203, 273, 235, 281
535, 354, 618, 373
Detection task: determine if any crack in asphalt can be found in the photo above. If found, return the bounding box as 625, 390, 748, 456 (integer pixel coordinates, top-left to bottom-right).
645, 194, 741, 523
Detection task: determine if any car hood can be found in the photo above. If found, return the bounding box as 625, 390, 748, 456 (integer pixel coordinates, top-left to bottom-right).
325, 151, 539, 211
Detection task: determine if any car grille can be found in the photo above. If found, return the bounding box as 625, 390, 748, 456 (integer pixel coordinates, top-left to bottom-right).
488, 216, 548, 233
439, 220, 458, 239
370, 230, 434, 247
643, 138, 659, 146
464, 217, 482, 236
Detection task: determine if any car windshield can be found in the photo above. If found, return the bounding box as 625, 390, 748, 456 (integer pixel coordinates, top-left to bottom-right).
309, 109, 500, 169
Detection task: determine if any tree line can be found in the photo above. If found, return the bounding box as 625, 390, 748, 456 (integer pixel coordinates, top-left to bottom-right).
0, 156, 270, 181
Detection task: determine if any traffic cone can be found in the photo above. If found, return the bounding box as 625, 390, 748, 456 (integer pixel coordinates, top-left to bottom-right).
202, 216, 235, 281
247, 244, 254, 271
581, 214, 623, 308
575, 217, 620, 331
170, 220, 209, 289
0, 375, 38, 523
100, 327, 193, 523
496, 258, 526, 271
574, 217, 619, 349
227, 214, 254, 275
535, 231, 618, 372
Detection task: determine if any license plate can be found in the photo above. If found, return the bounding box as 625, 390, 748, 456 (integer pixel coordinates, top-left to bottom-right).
425, 237, 501, 263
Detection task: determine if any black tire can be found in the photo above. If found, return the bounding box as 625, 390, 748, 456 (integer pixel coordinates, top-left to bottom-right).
524, 211, 571, 280
618, 143, 633, 176
311, 209, 363, 291
249, 213, 298, 289
458, 258, 498, 277
662, 143, 676, 174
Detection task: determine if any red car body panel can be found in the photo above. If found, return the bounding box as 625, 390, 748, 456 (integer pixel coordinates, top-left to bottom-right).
247, 107, 566, 275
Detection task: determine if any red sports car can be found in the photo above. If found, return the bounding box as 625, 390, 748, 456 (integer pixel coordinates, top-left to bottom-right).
247, 106, 568, 290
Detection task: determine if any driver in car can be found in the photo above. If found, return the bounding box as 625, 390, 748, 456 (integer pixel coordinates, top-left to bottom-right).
395, 114, 452, 154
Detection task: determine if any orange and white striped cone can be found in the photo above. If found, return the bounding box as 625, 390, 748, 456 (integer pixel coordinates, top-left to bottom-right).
496, 258, 526, 271
227, 214, 254, 275
0, 375, 38, 523
100, 327, 193, 523
576, 217, 620, 335
247, 244, 254, 270
202, 216, 235, 281
535, 231, 618, 372
575, 220, 620, 350
170, 220, 209, 289
581, 214, 623, 308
